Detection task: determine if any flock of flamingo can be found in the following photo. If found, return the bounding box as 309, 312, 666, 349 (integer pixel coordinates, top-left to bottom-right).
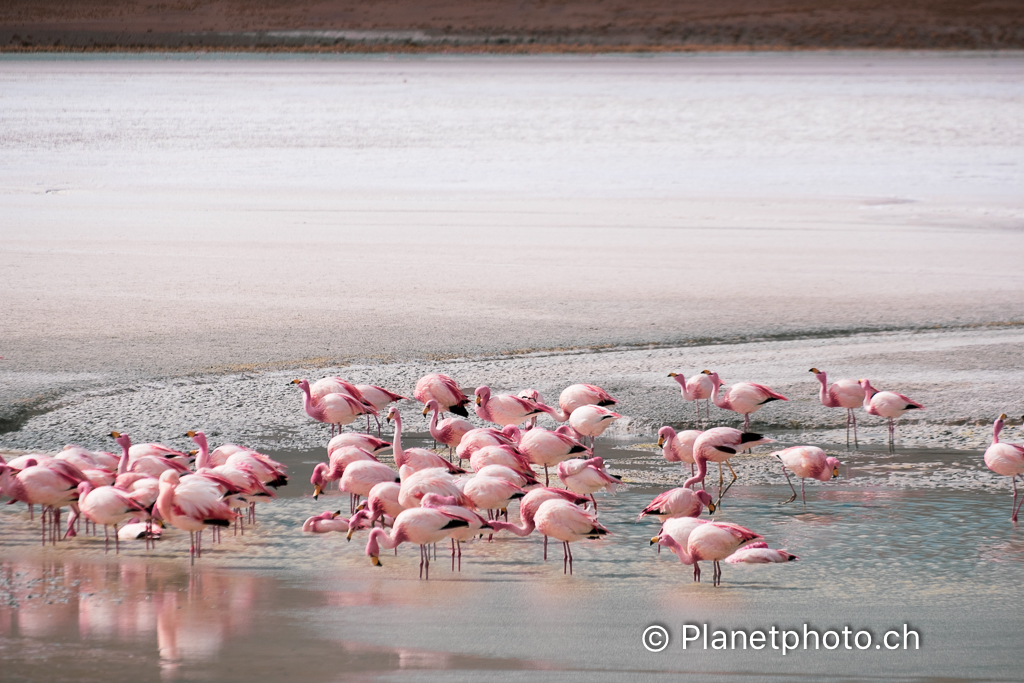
2, 366, 1022, 586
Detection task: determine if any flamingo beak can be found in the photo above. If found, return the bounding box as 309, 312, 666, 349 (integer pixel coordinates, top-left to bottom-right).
668, 373, 677, 378
650, 536, 660, 546
313, 484, 322, 500
421, 405, 429, 416
657, 436, 665, 447
355, 501, 367, 511
346, 527, 355, 541
331, 511, 341, 518
832, 467, 840, 478
185, 430, 196, 437
370, 555, 382, 567
809, 368, 819, 374
475, 395, 482, 406
707, 502, 716, 513
109, 431, 120, 438
701, 369, 711, 375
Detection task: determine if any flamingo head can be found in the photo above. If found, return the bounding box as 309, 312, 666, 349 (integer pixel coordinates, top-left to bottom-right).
386, 405, 399, 423
994, 414, 1007, 441
695, 489, 715, 513
290, 379, 310, 393
701, 370, 721, 386
858, 379, 876, 395
657, 425, 675, 447
518, 388, 541, 402
109, 431, 131, 451
502, 424, 521, 442
422, 399, 439, 416
826, 457, 842, 479
158, 469, 181, 486
474, 386, 491, 406
185, 430, 207, 449
310, 463, 329, 498
76, 480, 94, 499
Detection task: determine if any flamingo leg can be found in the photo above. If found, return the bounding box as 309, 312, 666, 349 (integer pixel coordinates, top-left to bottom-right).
717, 463, 724, 499
52, 507, 60, 545
114, 524, 120, 554
714, 560, 721, 586
543, 535, 548, 560
801, 479, 807, 506
190, 531, 196, 566
451, 538, 456, 571
695, 401, 700, 428
457, 540, 462, 572
1012, 476, 1022, 523
544, 465, 549, 487
743, 413, 750, 431
693, 562, 700, 583
845, 409, 851, 447
852, 410, 859, 448
567, 542, 574, 575
563, 541, 569, 574
591, 494, 598, 513
714, 461, 739, 508
780, 465, 797, 504
104, 524, 110, 553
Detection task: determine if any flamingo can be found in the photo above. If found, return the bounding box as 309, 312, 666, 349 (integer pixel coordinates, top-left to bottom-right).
311, 445, 379, 499
74, 481, 149, 553
414, 373, 471, 417
651, 516, 707, 558
454, 427, 516, 461
110, 432, 191, 478
355, 384, 406, 433
686, 428, 774, 505
348, 481, 403, 534
637, 487, 715, 522
328, 432, 392, 457
774, 446, 840, 505
420, 493, 494, 571
301, 510, 350, 533
463, 473, 526, 519
474, 386, 554, 427
423, 399, 474, 460
556, 457, 621, 511
517, 389, 546, 429
544, 384, 618, 422
653, 520, 762, 586
310, 377, 376, 411
568, 405, 622, 448
0, 457, 84, 545
398, 467, 472, 509
984, 414, 1024, 521
468, 445, 534, 476
364, 507, 471, 579
810, 368, 866, 447
860, 379, 924, 451
725, 541, 799, 563
657, 426, 701, 477
668, 372, 714, 425
387, 407, 464, 474
488, 487, 590, 559
474, 464, 539, 489
532, 499, 610, 574
703, 370, 789, 430
518, 427, 589, 486
155, 470, 237, 564
339, 461, 400, 513
292, 378, 374, 435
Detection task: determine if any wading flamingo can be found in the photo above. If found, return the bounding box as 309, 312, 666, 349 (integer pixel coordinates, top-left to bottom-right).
518, 427, 589, 485
423, 399, 474, 460
653, 521, 762, 586
658, 426, 701, 477
488, 487, 590, 559
339, 460, 400, 513
703, 371, 789, 431
414, 373, 471, 417
311, 445, 378, 499
292, 378, 374, 435
637, 487, 715, 522
669, 372, 714, 425
774, 446, 840, 505
348, 481, 403, 534
155, 470, 237, 565
533, 499, 609, 574
984, 414, 1024, 521
74, 481, 149, 553
687, 428, 774, 506
454, 428, 516, 461
388, 407, 464, 474
328, 432, 392, 457
556, 457, 622, 511
474, 386, 554, 427
544, 384, 618, 422
420, 493, 493, 571
302, 511, 349, 533
364, 507, 470, 579
0, 458, 83, 545
725, 541, 798, 563
468, 445, 533, 476
568, 405, 621, 448
810, 368, 866, 447
463, 473, 526, 519
355, 384, 406, 433
474, 463, 539, 489
397, 467, 472, 510
859, 379, 924, 451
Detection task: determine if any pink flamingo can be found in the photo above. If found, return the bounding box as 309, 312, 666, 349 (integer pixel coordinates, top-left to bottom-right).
668, 372, 714, 425
339, 461, 401, 513
355, 384, 406, 433
469, 444, 533, 474
518, 426, 589, 486
155, 470, 237, 564
703, 371, 789, 431
568, 405, 621, 448
984, 414, 1024, 521
301, 510, 350, 533
420, 493, 494, 571
292, 378, 374, 435
454, 427, 516, 461
488, 487, 589, 559
311, 445, 379, 499
474, 386, 554, 427
364, 507, 471, 579
774, 446, 840, 505
109, 432, 191, 478
810, 368, 866, 447
726, 541, 799, 563
0, 457, 84, 545
397, 467, 472, 509
556, 457, 622, 511
463, 473, 526, 519
310, 377, 376, 410
348, 481, 403, 536
328, 432, 392, 457
517, 389, 546, 428
414, 373, 471, 417
653, 520, 762, 586
74, 481, 149, 553
388, 407, 465, 474
637, 487, 715, 522
545, 384, 618, 422
686, 428, 775, 505
657, 426, 701, 477
474, 464, 539, 489
423, 399, 474, 461
533, 499, 610, 574
860, 379, 924, 451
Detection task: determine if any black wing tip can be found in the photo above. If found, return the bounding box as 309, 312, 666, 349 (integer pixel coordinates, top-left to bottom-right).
441, 519, 470, 530
449, 405, 469, 417
739, 432, 764, 444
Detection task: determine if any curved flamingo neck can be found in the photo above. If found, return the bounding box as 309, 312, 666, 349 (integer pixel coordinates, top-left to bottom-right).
683, 456, 707, 489
491, 516, 534, 537
0, 466, 27, 502
672, 375, 689, 398
660, 535, 694, 564
861, 381, 877, 408
993, 419, 1004, 445
117, 439, 131, 475
710, 377, 728, 409
428, 406, 441, 441
367, 526, 402, 555
391, 412, 405, 466
193, 434, 210, 469
815, 374, 832, 407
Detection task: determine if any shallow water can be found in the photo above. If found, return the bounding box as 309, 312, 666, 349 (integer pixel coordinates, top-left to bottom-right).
3, 435, 1023, 682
